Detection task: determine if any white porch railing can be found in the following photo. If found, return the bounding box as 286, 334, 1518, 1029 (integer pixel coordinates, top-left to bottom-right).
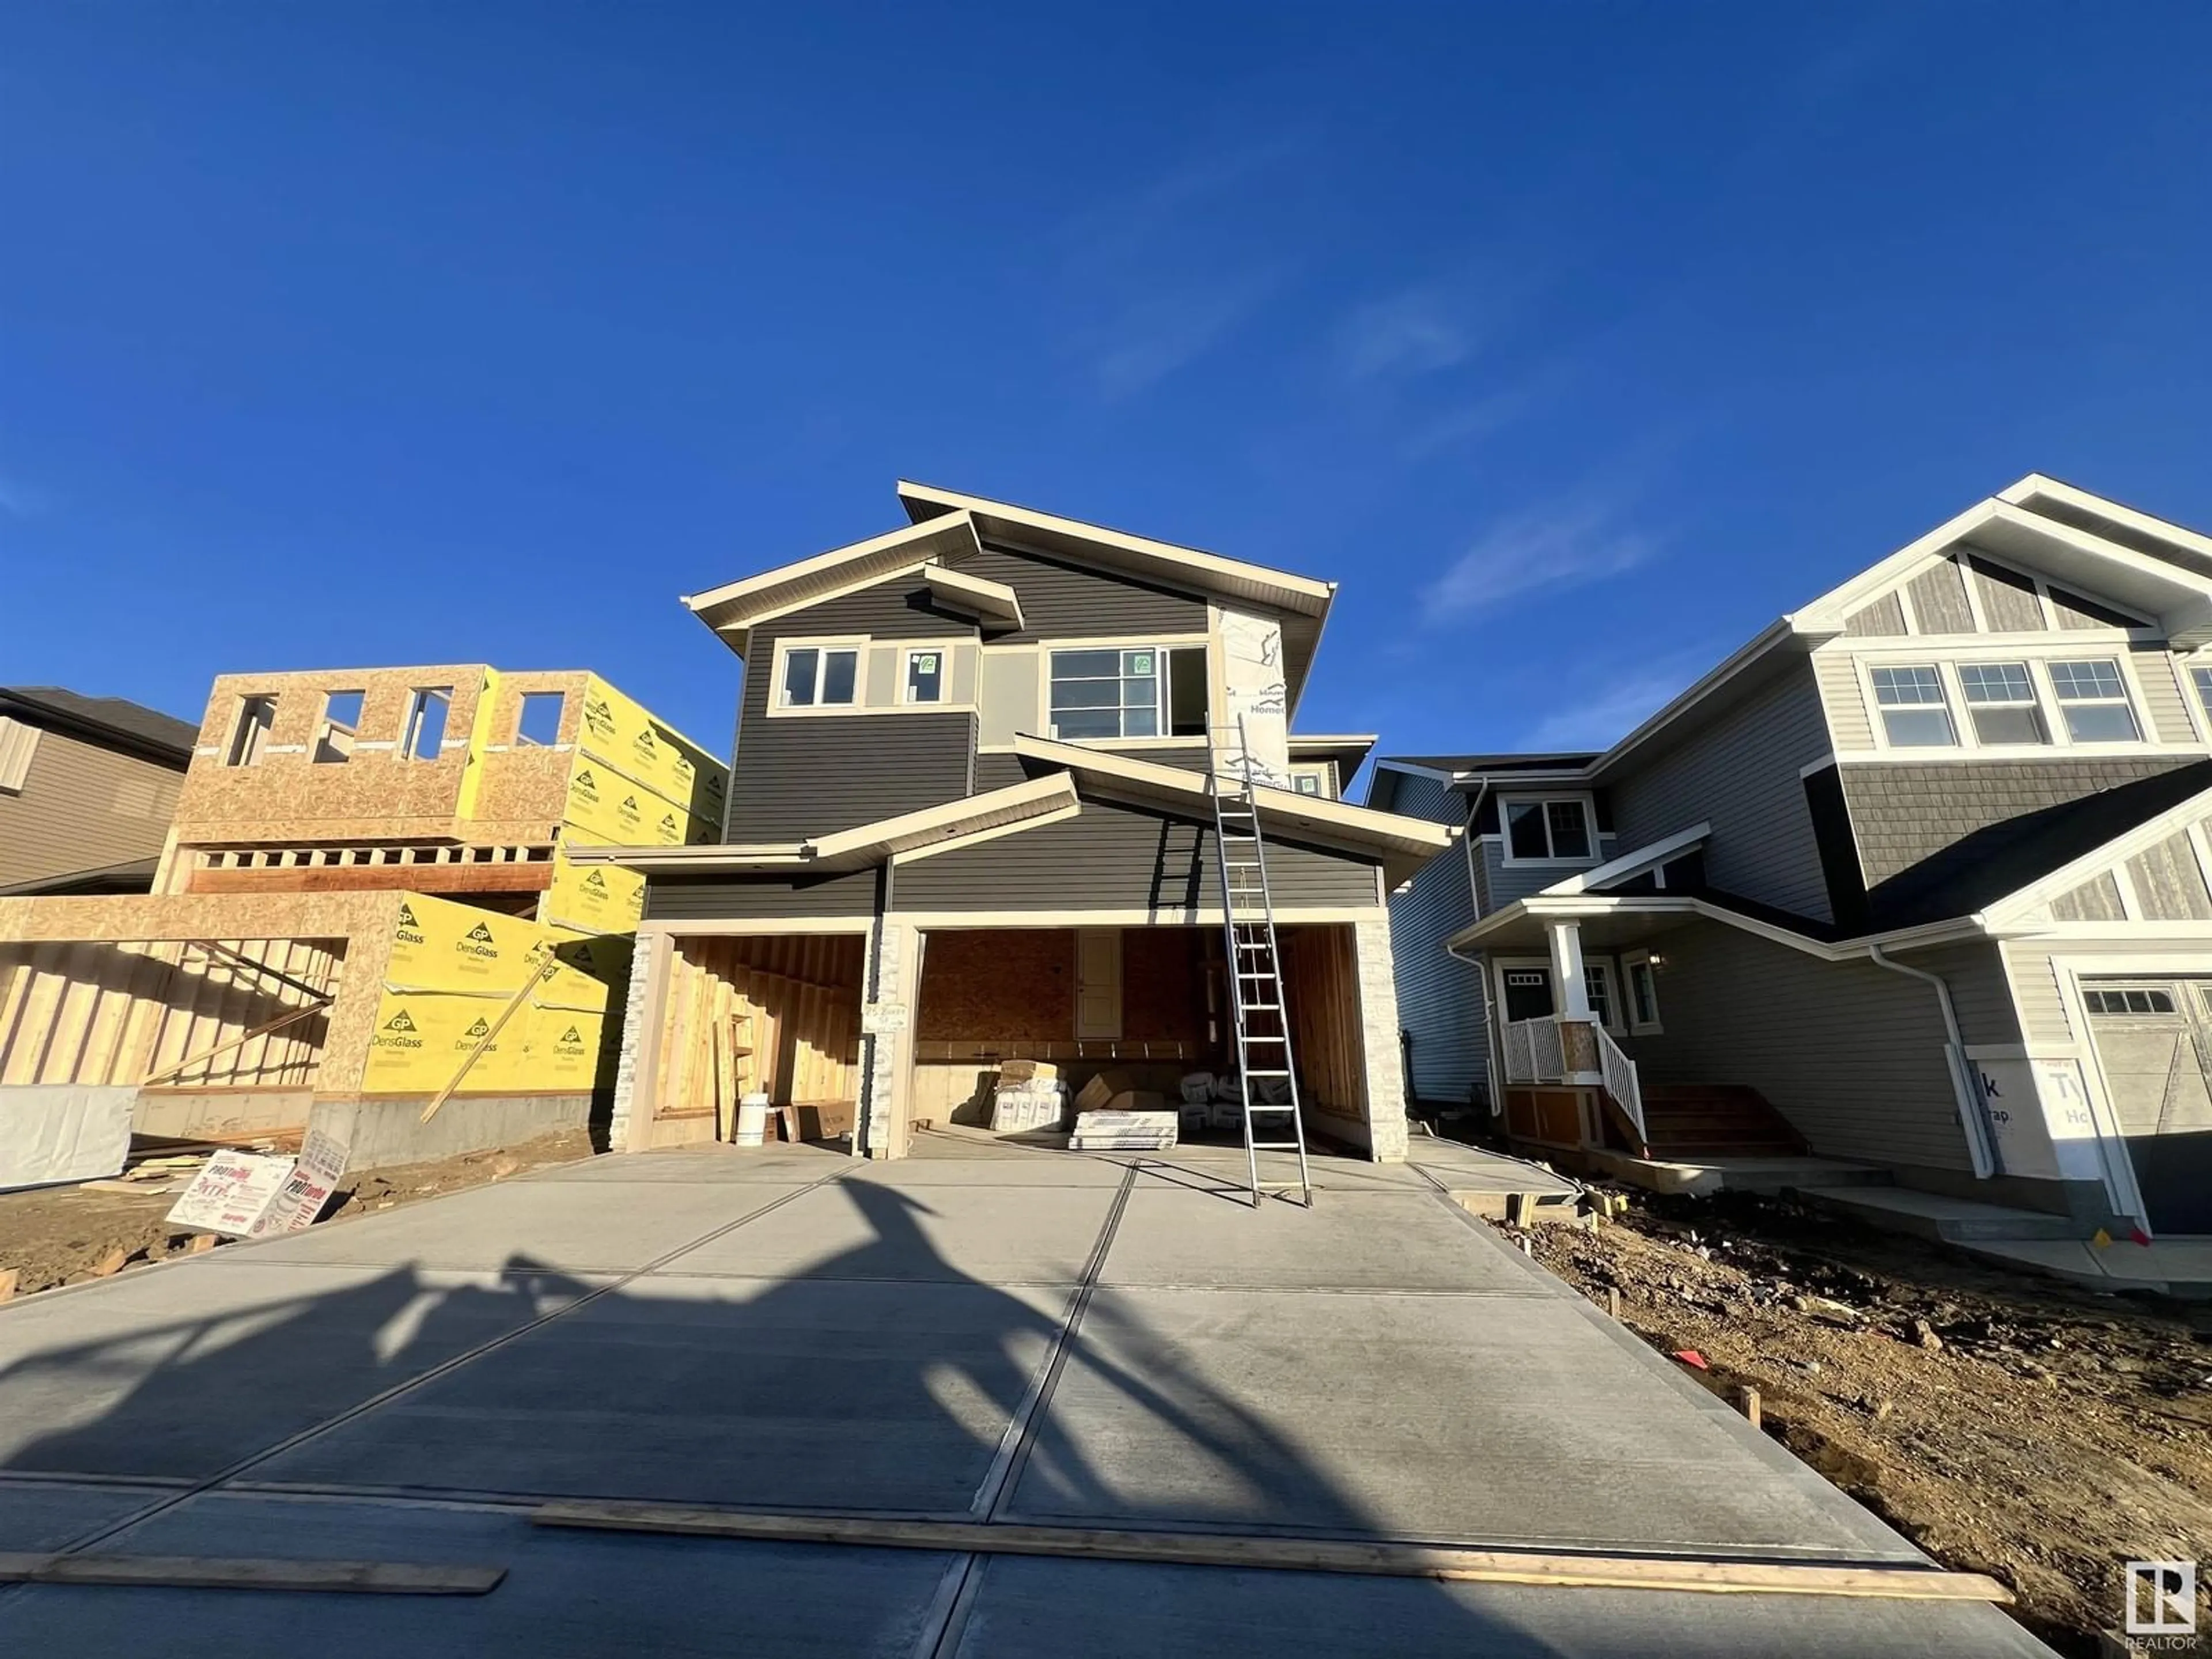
1502, 1018, 1535, 1084
1593, 1021, 1647, 1148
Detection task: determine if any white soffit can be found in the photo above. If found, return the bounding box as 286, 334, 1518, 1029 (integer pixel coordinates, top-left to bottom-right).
921, 565, 1025, 630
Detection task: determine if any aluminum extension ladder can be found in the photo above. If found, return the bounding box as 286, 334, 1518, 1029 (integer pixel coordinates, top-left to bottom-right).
1210, 715, 1313, 1207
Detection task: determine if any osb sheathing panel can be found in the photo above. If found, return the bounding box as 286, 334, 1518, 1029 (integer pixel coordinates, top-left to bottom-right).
173, 666, 499, 839
1121, 927, 1211, 1044
916, 928, 1075, 1041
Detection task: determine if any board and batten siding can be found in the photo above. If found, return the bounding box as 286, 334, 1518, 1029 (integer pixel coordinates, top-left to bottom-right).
889, 798, 1377, 914
725, 575, 982, 841
1608, 665, 1835, 922
643, 869, 881, 922
1626, 919, 1973, 1172
1378, 771, 1490, 1106
0, 728, 182, 889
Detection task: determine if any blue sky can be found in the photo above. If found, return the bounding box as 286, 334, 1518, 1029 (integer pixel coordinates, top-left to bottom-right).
5, 5, 2210, 783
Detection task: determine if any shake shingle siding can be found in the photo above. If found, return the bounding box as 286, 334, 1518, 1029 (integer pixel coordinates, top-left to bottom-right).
1377, 772, 1490, 1105
1626, 919, 1974, 1171
1609, 667, 1834, 922
890, 798, 1377, 913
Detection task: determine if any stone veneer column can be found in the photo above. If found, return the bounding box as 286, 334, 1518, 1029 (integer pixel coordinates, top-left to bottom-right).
858, 920, 914, 1158
1354, 916, 1411, 1162
605, 930, 661, 1154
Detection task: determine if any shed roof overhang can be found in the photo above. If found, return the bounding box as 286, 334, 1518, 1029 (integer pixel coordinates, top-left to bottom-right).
1008, 733, 1456, 888
680, 513, 987, 654
1444, 893, 1984, 963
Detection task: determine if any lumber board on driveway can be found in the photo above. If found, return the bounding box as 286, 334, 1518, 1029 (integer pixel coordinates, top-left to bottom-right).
530, 1503, 2010, 1604
0, 1552, 507, 1596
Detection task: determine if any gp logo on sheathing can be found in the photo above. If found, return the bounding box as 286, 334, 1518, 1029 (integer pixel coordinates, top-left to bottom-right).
584, 870, 608, 891
2126, 1559, 2196, 1637
464, 1017, 491, 1039
383, 1011, 418, 1033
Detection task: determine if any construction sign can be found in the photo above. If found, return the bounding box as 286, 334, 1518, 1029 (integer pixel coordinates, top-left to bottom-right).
579, 674, 728, 828
540, 849, 647, 935
384, 893, 544, 995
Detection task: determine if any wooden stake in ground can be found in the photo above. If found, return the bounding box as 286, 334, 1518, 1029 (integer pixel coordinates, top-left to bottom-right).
531, 1504, 2012, 1604
0, 1552, 504, 1596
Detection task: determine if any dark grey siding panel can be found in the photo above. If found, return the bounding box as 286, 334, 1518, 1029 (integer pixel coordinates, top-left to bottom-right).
726, 573, 982, 839
1144, 744, 1212, 771
1483, 840, 1609, 910
973, 753, 1025, 793
949, 543, 1208, 643
1842, 757, 2191, 887
1908, 940, 2022, 1048
645, 868, 881, 921
1609, 665, 1834, 921
1378, 774, 1487, 1105
1627, 920, 1972, 1171
891, 798, 1377, 912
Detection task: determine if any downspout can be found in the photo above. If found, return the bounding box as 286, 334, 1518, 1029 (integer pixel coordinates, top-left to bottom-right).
1449, 779, 1498, 1113
1865, 943, 1999, 1178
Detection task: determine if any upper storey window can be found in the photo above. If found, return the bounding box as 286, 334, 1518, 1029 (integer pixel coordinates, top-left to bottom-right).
781, 645, 859, 709
2048, 657, 2139, 742
1050, 647, 1160, 739
1870, 665, 1955, 747
1502, 797, 1594, 863
1957, 661, 2046, 745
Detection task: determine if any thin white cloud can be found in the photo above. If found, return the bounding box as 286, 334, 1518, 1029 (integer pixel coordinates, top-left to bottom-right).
1421, 501, 1658, 619
1521, 660, 1706, 752
1336, 289, 1475, 381
1084, 271, 1282, 401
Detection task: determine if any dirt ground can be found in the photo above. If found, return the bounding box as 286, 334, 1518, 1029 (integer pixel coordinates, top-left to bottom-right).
1521, 1186, 2212, 1656
0, 1129, 596, 1297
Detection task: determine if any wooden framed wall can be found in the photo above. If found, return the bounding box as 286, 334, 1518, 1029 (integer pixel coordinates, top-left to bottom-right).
652, 934, 866, 1140
1279, 923, 1368, 1131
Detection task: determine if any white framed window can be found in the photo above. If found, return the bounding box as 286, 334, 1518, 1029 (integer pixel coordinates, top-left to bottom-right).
1501, 796, 1595, 864
777, 641, 862, 710
1288, 764, 1332, 798
1622, 950, 1662, 1035
2191, 664, 2212, 733
1956, 661, 2047, 747
2047, 657, 2140, 743
1048, 646, 1161, 740
903, 647, 946, 705
1585, 959, 1623, 1033
1869, 664, 1955, 747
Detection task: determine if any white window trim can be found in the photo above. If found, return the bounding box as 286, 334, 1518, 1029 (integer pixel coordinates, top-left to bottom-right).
768, 635, 870, 718
1853, 649, 2168, 759
1044, 641, 1173, 744
900, 643, 952, 707
1584, 956, 1626, 1036
1621, 949, 1664, 1036
1287, 763, 1335, 800
1497, 793, 1601, 868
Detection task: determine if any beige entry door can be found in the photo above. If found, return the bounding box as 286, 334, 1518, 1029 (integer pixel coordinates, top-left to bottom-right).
1075, 929, 1123, 1040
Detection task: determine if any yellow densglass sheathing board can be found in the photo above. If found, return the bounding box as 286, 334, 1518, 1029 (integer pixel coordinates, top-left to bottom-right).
540, 849, 647, 935
578, 675, 728, 832
359, 892, 611, 1095
560, 763, 700, 847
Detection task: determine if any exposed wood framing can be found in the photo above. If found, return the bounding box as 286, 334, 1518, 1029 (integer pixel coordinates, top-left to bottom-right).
652, 935, 865, 1140
1279, 924, 1365, 1124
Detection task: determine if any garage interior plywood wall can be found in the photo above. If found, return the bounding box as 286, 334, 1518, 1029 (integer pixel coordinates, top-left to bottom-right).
654, 935, 865, 1135
916, 929, 1076, 1042
1279, 924, 1366, 1127
0, 937, 343, 1090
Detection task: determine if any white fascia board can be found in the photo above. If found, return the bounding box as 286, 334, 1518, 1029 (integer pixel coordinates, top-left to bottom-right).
1370, 759, 1464, 784
920, 564, 1024, 629
1545, 821, 1711, 896
681, 513, 984, 637
896, 480, 1335, 616
1977, 779, 2212, 928
560, 843, 809, 872
1445, 892, 1984, 961
806, 772, 1080, 868
1587, 620, 1802, 783
2000, 474, 2212, 567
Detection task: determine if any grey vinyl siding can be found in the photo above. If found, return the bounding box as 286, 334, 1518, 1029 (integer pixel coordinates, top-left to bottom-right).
2131, 644, 2194, 744
1842, 757, 2193, 887
1377, 772, 1488, 1105
1143, 744, 1212, 771
2002, 937, 2212, 1050
0, 728, 182, 889
1907, 939, 2022, 1047
1482, 841, 1602, 910
948, 543, 1208, 644
726, 575, 982, 840
1626, 919, 1973, 1171
2052, 872, 2127, 922
1608, 665, 1835, 921
643, 868, 881, 921
889, 798, 1377, 913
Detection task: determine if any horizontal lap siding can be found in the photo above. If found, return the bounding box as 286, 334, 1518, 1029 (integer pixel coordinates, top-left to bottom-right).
643, 869, 881, 921
1377, 773, 1488, 1105
2001, 937, 2212, 1052
2133, 645, 2195, 745
948, 544, 1208, 642
1608, 666, 1835, 922
728, 577, 981, 840
890, 799, 1377, 912
1813, 654, 1873, 752
0, 732, 181, 888
1627, 921, 1972, 1171
1904, 940, 2021, 1047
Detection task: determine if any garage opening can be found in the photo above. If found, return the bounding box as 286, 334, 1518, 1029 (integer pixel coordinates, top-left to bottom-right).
649, 935, 866, 1145
2081, 976, 2212, 1233
909, 923, 1371, 1153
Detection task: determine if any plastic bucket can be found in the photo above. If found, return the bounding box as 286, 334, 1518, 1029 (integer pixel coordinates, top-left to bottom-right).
735, 1093, 771, 1147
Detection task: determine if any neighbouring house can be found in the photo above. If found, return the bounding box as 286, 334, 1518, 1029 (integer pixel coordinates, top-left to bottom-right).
0, 686, 196, 896
578, 481, 1455, 1162
1377, 475, 2212, 1238
0, 666, 724, 1183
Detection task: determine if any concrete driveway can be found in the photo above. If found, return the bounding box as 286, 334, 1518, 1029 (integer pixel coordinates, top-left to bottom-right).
0, 1139, 2050, 1656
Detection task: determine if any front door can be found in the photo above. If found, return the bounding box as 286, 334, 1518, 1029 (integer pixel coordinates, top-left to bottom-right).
1499, 965, 1555, 1024
1075, 929, 1123, 1040
2084, 979, 2212, 1233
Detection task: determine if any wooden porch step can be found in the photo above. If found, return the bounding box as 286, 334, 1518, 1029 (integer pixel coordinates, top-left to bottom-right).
1638, 1083, 1807, 1157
